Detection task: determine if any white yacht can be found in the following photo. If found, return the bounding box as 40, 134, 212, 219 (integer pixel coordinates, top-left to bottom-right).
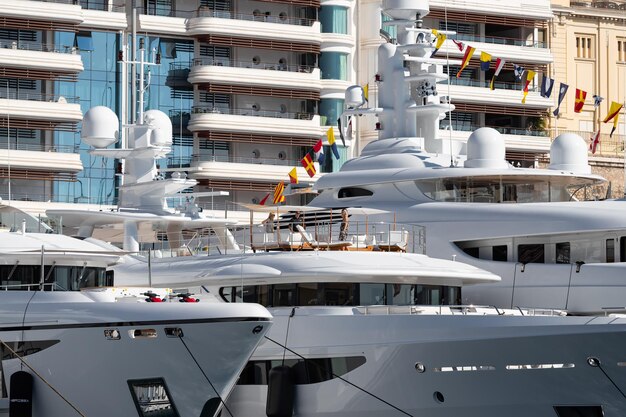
0, 207, 272, 417
307, 0, 626, 315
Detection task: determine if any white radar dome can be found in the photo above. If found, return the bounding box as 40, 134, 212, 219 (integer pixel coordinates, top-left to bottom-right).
345, 85, 365, 108
382, 0, 429, 20
81, 106, 119, 148
143, 109, 172, 147
548, 133, 591, 174
464, 128, 509, 169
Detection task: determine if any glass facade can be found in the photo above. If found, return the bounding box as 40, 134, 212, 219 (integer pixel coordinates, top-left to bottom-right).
320, 98, 343, 127
320, 6, 348, 34
320, 52, 348, 81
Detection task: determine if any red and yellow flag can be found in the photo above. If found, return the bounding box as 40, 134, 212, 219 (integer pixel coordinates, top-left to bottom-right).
288, 167, 298, 184
603, 101, 623, 123
521, 70, 536, 104
259, 193, 270, 205
272, 181, 285, 204
301, 154, 316, 177
456, 46, 475, 78
574, 89, 587, 113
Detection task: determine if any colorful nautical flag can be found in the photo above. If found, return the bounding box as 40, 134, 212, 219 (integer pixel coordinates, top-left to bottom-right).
272, 181, 285, 204
479, 52, 491, 71
456, 46, 475, 78
610, 115, 620, 138
337, 117, 346, 147
553, 83, 569, 117
513, 64, 524, 80
602, 101, 623, 123
574, 89, 587, 113
431, 29, 446, 57
301, 153, 316, 177
452, 40, 465, 52
490, 58, 506, 90
521, 70, 536, 104
540, 76, 554, 98
589, 130, 601, 154
327, 127, 340, 159
593, 95, 604, 108
288, 167, 298, 184
313, 139, 325, 165
346, 116, 353, 142
363, 83, 369, 102
259, 193, 270, 206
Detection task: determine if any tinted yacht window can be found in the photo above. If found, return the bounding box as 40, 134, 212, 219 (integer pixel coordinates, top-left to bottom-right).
518, 244, 545, 263
555, 242, 570, 264
338, 187, 373, 198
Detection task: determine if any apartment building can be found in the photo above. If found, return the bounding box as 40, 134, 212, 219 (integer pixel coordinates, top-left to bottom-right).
0, 0, 356, 216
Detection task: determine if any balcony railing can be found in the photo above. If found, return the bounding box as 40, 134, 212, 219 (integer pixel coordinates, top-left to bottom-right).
167, 154, 304, 168
549, 129, 626, 157
192, 57, 315, 73
138, 5, 316, 26
0, 92, 79, 103
192, 105, 314, 120
443, 123, 549, 137
448, 77, 540, 92
28, 0, 125, 12
0, 142, 79, 153
0, 40, 79, 54
453, 33, 547, 49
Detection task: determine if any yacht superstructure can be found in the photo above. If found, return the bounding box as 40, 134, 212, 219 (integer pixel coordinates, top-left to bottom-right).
310, 0, 626, 315
0, 211, 272, 417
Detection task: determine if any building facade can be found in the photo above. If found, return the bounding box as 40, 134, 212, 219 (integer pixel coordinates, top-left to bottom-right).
0, 0, 357, 217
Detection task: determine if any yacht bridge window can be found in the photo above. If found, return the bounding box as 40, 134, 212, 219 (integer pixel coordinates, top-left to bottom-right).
0, 265, 111, 291
415, 175, 596, 203
219, 282, 461, 306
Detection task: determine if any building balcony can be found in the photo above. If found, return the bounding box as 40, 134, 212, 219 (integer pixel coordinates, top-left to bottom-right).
80, 3, 127, 31
429, 0, 552, 20
188, 158, 321, 183
447, 83, 551, 109
0, 0, 84, 30
189, 58, 321, 91
0, 145, 83, 174
189, 106, 322, 142
320, 32, 355, 50
0, 94, 82, 130
187, 9, 321, 49
0, 40, 83, 79
438, 39, 552, 65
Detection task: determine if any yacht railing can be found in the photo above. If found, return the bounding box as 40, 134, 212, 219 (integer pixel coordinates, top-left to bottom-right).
0, 282, 61, 291
357, 304, 566, 316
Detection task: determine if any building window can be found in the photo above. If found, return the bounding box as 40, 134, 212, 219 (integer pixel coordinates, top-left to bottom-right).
320, 6, 348, 34
576, 35, 593, 59
618, 38, 626, 62
320, 52, 348, 80
381, 13, 397, 41
320, 99, 344, 126
579, 120, 593, 132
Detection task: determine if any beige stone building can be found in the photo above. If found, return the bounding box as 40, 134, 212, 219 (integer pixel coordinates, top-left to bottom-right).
550, 0, 626, 196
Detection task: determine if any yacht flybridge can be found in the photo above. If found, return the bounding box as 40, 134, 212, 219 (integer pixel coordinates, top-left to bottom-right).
0, 208, 272, 417
307, 0, 626, 315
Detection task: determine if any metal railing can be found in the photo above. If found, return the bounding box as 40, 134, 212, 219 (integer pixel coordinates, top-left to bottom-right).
192, 57, 315, 73
191, 105, 314, 120
549, 129, 626, 157
166, 154, 301, 168
453, 33, 547, 49
443, 123, 550, 137
195, 8, 316, 27
0, 92, 79, 103
0, 40, 79, 54
448, 77, 540, 92
0, 142, 79, 153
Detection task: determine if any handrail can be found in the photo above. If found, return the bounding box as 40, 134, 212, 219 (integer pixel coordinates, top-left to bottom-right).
453, 33, 547, 49
0, 40, 79, 54
0, 92, 79, 103
195, 7, 316, 27
192, 57, 315, 73
449, 77, 540, 92
443, 123, 550, 137
191, 105, 314, 120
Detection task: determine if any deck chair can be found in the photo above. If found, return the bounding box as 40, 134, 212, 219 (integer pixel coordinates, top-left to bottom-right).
296, 225, 351, 251
377, 230, 409, 252
347, 234, 375, 251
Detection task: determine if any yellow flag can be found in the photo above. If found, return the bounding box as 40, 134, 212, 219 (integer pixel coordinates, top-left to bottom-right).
288, 167, 298, 184
363, 83, 369, 102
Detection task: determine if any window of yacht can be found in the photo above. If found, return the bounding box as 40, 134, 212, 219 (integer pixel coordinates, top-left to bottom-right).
128, 378, 179, 417
518, 244, 545, 264
273, 284, 296, 306
0, 265, 110, 291
606, 239, 615, 263
492, 245, 508, 261
555, 242, 571, 264
238, 356, 367, 385
338, 187, 373, 198
620, 237, 626, 262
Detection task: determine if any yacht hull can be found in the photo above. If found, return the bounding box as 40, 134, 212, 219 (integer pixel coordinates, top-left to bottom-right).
228, 308, 626, 416
0, 293, 271, 417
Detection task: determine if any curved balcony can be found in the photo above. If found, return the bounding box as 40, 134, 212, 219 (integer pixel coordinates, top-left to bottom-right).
0, 94, 82, 130
187, 9, 322, 46
447, 83, 551, 109
189, 158, 321, 183
0, 147, 83, 174
438, 38, 552, 65
320, 32, 355, 51
189, 105, 321, 139
0, 40, 83, 78
189, 58, 321, 91
0, 0, 83, 29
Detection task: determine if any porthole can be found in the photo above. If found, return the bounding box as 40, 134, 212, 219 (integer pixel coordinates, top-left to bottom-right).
433, 391, 445, 403
252, 56, 260, 65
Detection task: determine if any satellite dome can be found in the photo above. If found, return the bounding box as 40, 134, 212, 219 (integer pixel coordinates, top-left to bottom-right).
143, 109, 172, 147
345, 85, 366, 108
464, 128, 509, 169
81, 106, 119, 148
382, 0, 429, 20
548, 133, 591, 174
